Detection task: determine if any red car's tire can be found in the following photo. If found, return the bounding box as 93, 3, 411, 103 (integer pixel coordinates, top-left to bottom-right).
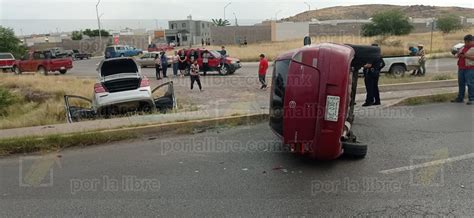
342, 141, 367, 159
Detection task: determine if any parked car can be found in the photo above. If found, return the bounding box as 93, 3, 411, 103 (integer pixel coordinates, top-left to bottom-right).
64, 50, 75, 58
12, 51, 73, 75
270, 40, 381, 160
451, 43, 465, 55
381, 55, 421, 76
72, 49, 92, 60
148, 43, 175, 52
178, 48, 242, 75
135, 52, 172, 68
64, 57, 176, 123
0, 53, 16, 72
104, 45, 143, 59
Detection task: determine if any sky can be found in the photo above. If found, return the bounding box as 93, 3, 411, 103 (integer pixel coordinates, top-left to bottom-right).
1, 0, 473, 35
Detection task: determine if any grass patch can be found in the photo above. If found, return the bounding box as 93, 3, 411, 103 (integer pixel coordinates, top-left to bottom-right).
0, 75, 94, 129
395, 93, 460, 106
432, 74, 454, 81
357, 72, 457, 86
0, 131, 138, 156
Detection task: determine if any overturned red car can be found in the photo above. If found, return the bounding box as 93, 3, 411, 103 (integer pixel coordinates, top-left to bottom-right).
269, 41, 380, 160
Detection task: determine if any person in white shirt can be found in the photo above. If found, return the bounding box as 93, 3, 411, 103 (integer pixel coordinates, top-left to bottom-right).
172, 51, 179, 77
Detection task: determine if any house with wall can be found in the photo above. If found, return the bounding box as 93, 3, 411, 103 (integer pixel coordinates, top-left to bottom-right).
164, 16, 215, 46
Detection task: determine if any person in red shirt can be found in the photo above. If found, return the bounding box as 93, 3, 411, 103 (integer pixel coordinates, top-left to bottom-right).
452, 34, 474, 105
258, 54, 269, 89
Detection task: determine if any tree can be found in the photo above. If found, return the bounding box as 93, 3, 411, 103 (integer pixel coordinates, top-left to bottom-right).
0, 26, 27, 59
437, 14, 462, 34
362, 10, 414, 37
211, 19, 231, 27
71, 31, 83, 40
82, 29, 110, 37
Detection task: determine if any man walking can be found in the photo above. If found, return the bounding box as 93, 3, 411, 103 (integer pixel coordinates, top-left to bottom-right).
363, 45, 385, 107
452, 34, 474, 105
258, 54, 269, 89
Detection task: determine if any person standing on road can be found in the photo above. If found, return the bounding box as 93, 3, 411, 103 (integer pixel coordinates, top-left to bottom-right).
190, 60, 203, 91
160, 51, 168, 78
154, 53, 161, 80
452, 34, 474, 105
178, 50, 188, 77
258, 54, 269, 89
363, 45, 385, 107
416, 44, 426, 76
219, 46, 227, 69
172, 51, 179, 77
202, 51, 210, 76
219, 46, 227, 56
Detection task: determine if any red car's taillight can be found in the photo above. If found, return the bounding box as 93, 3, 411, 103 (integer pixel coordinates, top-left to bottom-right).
140, 77, 150, 87
94, 83, 107, 93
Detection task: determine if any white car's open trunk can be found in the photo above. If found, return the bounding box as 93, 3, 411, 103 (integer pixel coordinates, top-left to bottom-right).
99, 58, 141, 93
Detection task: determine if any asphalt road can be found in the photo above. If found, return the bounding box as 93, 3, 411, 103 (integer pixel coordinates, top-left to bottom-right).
1, 103, 473, 216
66, 57, 459, 78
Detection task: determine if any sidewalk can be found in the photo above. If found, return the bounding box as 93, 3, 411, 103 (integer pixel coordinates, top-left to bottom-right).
0, 87, 458, 140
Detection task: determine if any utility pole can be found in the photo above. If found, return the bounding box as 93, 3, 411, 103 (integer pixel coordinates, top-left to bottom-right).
233, 12, 238, 26
275, 10, 282, 21
96, 0, 102, 46
304, 2, 311, 11
224, 2, 232, 21
430, 18, 436, 53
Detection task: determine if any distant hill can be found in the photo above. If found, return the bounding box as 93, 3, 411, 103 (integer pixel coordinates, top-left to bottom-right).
283, 4, 474, 22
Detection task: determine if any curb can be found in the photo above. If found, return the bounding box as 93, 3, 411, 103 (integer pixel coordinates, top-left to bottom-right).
1, 113, 269, 141
0, 113, 269, 156
99, 113, 269, 137
357, 79, 457, 94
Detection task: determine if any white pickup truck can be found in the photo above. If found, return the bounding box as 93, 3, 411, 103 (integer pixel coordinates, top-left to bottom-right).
381, 55, 421, 76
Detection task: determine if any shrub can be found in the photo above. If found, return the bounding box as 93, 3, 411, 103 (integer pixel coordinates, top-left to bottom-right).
0, 88, 18, 115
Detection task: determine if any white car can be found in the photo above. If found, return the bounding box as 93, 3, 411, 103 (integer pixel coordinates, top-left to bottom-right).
381, 55, 421, 76
64, 57, 176, 123
452, 43, 465, 55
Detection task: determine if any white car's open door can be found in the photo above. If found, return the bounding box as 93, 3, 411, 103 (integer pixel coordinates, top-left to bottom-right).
152, 81, 177, 112
64, 95, 96, 123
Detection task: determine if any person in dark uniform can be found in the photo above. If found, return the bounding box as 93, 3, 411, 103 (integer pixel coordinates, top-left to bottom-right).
160, 51, 168, 78
363, 45, 385, 107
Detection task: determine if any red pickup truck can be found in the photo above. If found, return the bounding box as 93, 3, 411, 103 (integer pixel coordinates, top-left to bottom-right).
13, 51, 73, 75
0, 53, 16, 72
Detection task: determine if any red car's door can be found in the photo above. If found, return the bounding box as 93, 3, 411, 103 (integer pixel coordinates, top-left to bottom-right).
19, 54, 33, 72
283, 61, 320, 147
30, 52, 44, 72
196, 49, 203, 67
207, 51, 220, 68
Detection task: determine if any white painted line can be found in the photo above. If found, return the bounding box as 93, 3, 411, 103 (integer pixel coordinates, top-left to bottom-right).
380, 153, 474, 174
